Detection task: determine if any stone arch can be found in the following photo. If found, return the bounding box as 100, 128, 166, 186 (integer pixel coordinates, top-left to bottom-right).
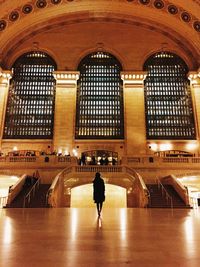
56, 168, 146, 208
76, 48, 124, 71
1, 2, 199, 69
70, 183, 127, 208
142, 49, 192, 71
8, 47, 58, 70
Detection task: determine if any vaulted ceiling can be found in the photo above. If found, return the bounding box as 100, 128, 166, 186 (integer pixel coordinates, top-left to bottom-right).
0, 0, 200, 70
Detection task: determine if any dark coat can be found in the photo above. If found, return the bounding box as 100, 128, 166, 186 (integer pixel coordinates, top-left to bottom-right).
93, 176, 105, 203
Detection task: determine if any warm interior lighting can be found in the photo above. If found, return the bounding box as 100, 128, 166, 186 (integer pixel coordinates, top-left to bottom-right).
72, 149, 78, 157
0, 175, 19, 197
159, 143, 172, 151
149, 143, 158, 151
177, 176, 200, 202
185, 143, 198, 151
71, 184, 126, 208
64, 150, 69, 156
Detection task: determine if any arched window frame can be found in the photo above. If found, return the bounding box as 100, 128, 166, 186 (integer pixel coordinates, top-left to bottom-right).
3, 51, 57, 139
143, 51, 196, 140
75, 51, 124, 139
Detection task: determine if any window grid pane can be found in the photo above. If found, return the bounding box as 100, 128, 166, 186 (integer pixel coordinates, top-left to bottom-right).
144, 52, 196, 139
3, 51, 56, 139
75, 52, 124, 139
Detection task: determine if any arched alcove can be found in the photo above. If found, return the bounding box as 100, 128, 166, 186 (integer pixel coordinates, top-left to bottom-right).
71, 184, 127, 208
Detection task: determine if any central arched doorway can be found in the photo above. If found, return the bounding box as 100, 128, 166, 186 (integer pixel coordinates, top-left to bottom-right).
71, 184, 126, 208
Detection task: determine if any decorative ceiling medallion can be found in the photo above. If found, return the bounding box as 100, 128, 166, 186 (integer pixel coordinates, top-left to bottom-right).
168, 5, 178, 15
193, 21, 200, 32
0, 20, 7, 31
51, 0, 62, 4
36, 0, 47, 8
181, 12, 191, 23
139, 0, 150, 4
154, 0, 164, 9
22, 4, 33, 14
9, 11, 19, 22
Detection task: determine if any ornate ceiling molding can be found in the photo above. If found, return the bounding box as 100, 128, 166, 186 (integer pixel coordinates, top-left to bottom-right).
2, 12, 198, 70
193, 0, 200, 6
0, 0, 200, 33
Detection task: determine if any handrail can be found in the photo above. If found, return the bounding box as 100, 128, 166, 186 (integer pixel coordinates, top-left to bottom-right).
46, 166, 73, 207
0, 196, 8, 208
156, 178, 173, 208
47, 165, 150, 208
6, 174, 27, 206
23, 179, 40, 208
125, 166, 150, 207
161, 174, 190, 205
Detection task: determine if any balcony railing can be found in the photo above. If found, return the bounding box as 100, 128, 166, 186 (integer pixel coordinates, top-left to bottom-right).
0, 155, 200, 169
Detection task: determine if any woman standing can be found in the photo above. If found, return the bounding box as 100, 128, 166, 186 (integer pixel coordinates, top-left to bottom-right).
93, 172, 105, 216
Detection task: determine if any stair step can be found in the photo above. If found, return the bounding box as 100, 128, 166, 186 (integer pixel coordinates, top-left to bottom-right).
146, 183, 190, 209
28, 184, 51, 208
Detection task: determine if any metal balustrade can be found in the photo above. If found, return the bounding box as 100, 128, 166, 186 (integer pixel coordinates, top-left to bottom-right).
23, 178, 40, 208
156, 178, 173, 208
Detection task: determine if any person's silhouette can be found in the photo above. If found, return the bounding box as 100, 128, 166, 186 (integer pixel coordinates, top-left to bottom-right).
93, 172, 105, 216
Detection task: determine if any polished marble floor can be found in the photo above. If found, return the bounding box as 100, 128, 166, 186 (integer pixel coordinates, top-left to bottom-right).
0, 208, 200, 267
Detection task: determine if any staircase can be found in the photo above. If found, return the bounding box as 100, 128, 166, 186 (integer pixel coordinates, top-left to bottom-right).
146, 184, 172, 208
8, 183, 34, 208
146, 184, 191, 208
8, 178, 51, 208
163, 185, 190, 208
28, 184, 51, 208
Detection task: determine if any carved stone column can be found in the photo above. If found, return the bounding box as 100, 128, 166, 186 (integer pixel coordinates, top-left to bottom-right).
121, 71, 147, 155
0, 68, 12, 146
53, 71, 79, 154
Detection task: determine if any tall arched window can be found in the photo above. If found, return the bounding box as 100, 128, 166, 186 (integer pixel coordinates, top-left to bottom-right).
3, 51, 57, 139
75, 51, 124, 139
143, 52, 196, 139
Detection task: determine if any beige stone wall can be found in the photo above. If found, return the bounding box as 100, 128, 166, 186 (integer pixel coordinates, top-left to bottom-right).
1, 68, 200, 157
1, 140, 52, 155
189, 70, 200, 155
1, 0, 199, 71
122, 72, 147, 155
53, 72, 79, 154
0, 69, 11, 147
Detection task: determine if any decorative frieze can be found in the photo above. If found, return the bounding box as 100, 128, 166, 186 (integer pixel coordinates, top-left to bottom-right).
188, 69, 200, 86
53, 71, 79, 86
121, 71, 147, 87
0, 0, 200, 34
0, 68, 12, 86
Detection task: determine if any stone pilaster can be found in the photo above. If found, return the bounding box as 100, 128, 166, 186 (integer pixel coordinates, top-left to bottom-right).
121, 71, 147, 155
53, 71, 79, 155
0, 68, 12, 146
188, 69, 200, 153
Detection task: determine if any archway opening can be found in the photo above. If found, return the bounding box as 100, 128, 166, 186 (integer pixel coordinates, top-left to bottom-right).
71, 184, 126, 208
